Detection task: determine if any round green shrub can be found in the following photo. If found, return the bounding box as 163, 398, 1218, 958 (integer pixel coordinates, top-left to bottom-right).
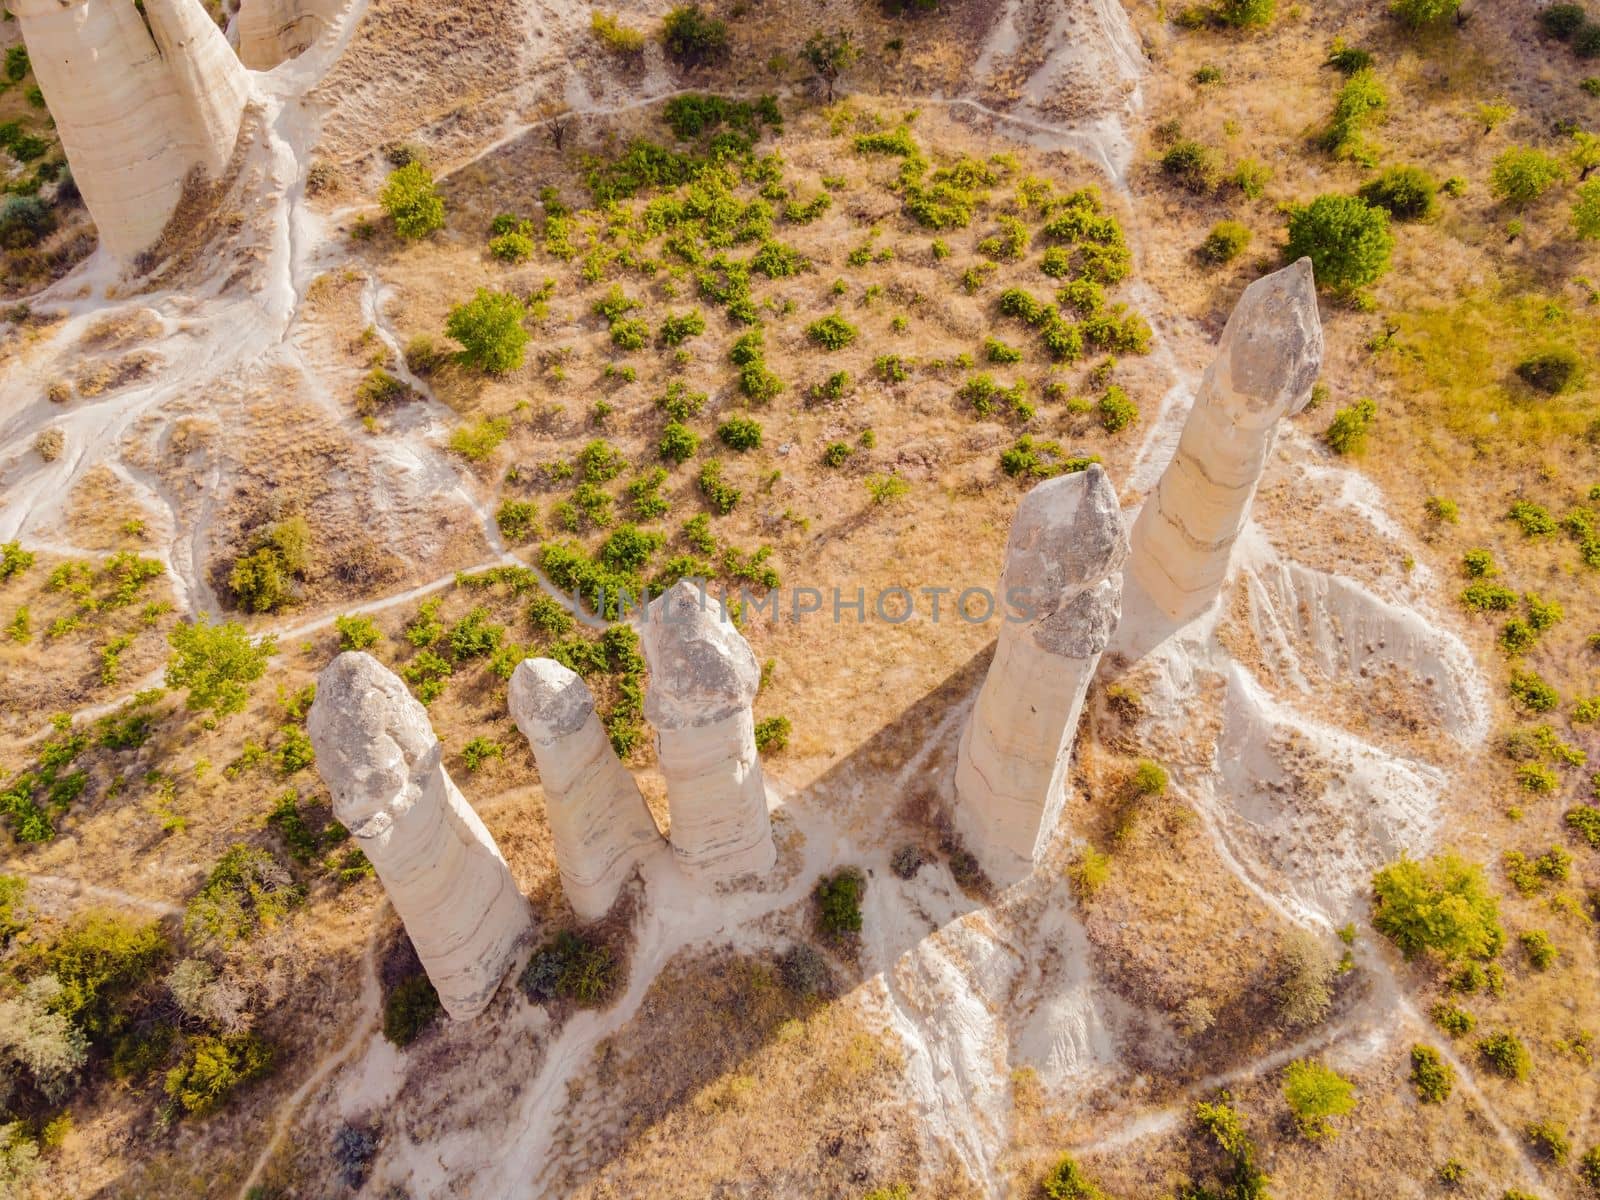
1358, 165, 1438, 221
1200, 219, 1251, 263
1542, 3, 1588, 38
1284, 194, 1393, 292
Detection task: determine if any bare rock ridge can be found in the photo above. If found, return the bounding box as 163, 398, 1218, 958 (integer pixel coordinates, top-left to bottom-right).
638, 581, 778, 884
1126, 257, 1325, 624
953, 465, 1128, 884
12, 0, 250, 259
307, 652, 533, 1020
507, 658, 666, 922
237, 0, 346, 69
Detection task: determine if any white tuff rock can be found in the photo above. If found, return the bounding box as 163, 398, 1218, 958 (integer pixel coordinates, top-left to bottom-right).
308, 652, 532, 1019
638, 582, 776, 884
237, 0, 345, 69
953, 464, 1128, 884
1127, 258, 1324, 624
508, 658, 665, 921
13, 0, 250, 259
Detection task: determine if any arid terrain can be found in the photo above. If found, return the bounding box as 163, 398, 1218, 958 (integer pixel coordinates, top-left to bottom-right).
1, 0, 1598, 1198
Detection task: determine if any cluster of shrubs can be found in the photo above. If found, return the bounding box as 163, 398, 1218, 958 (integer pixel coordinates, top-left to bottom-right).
1541, 3, 1600, 60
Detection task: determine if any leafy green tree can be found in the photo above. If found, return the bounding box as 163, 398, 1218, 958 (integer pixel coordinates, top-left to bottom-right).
1214, 0, 1274, 28
1490, 146, 1566, 208
803, 31, 858, 102
1284, 194, 1393, 292
661, 4, 728, 64
1283, 1059, 1356, 1138
164, 1033, 273, 1116
166, 616, 276, 718
1040, 1155, 1107, 1199
1571, 129, 1600, 180
379, 162, 445, 240
445, 289, 530, 373
1574, 178, 1600, 239
1390, 0, 1460, 27
1371, 851, 1504, 961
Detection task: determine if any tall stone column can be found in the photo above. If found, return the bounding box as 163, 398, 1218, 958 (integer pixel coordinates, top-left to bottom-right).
12, 0, 249, 259
1126, 258, 1324, 624
639, 582, 776, 885
308, 652, 532, 1020
508, 658, 665, 921
953, 465, 1128, 884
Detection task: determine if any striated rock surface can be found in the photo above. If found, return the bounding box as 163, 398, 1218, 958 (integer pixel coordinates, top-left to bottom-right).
1127, 258, 1324, 624
308, 652, 532, 1019
12, 0, 250, 259
639, 582, 776, 885
237, 0, 345, 69
508, 658, 665, 922
954, 465, 1128, 884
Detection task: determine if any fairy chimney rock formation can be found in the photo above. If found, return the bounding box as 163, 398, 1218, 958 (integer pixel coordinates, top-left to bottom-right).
12, 0, 250, 259
639, 582, 777, 884
237, 0, 344, 69
954, 464, 1128, 884
508, 658, 665, 921
308, 652, 532, 1020
1127, 258, 1324, 625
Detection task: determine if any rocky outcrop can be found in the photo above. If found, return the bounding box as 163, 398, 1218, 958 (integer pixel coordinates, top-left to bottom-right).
508, 658, 665, 921
638, 582, 776, 885
1126, 258, 1324, 625
308, 652, 532, 1020
953, 465, 1128, 884
12, 0, 250, 259
237, 0, 344, 69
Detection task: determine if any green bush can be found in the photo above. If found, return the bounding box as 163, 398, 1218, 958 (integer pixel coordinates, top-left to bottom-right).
698, 459, 740, 514
1390, 0, 1461, 26
659, 422, 700, 464
814, 867, 866, 938
518, 930, 618, 1006
1527, 1119, 1572, 1164
1520, 929, 1558, 969
806, 312, 858, 350
379, 162, 445, 240
661, 4, 729, 64
1285, 195, 1393, 292
658, 310, 706, 346
382, 974, 441, 1045
446, 289, 529, 373
496, 499, 541, 543
591, 11, 646, 52
1431, 1002, 1475, 1036
1359, 165, 1438, 221
1542, 3, 1588, 38
1214, 0, 1274, 26
1371, 851, 1503, 961
0, 194, 54, 250
1578, 22, 1600, 55
717, 416, 763, 451
450, 415, 511, 462
1515, 348, 1582, 394
163, 1033, 273, 1117
1509, 668, 1559, 712
754, 714, 791, 752
1490, 147, 1566, 208
166, 617, 276, 717
1160, 139, 1220, 193
1200, 219, 1251, 263
26, 912, 170, 1042
1098, 386, 1139, 433
1410, 1045, 1454, 1102
1580, 1145, 1600, 1190
1324, 397, 1377, 454
1507, 500, 1557, 535
1282, 1058, 1356, 1139
1040, 1155, 1107, 1199
1322, 70, 1387, 160
1477, 1030, 1531, 1080
184, 845, 299, 949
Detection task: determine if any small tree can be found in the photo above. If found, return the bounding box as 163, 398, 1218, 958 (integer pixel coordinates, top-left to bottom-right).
379, 162, 445, 240
803, 31, 858, 102
166, 616, 276, 718
1571, 129, 1600, 180
1490, 146, 1566, 208
1575, 178, 1600, 239
1282, 1059, 1356, 1139
445, 289, 530, 373
661, 4, 729, 64
1390, 0, 1460, 28
1371, 851, 1504, 961
1213, 0, 1274, 28
1475, 98, 1516, 136
1284, 195, 1393, 293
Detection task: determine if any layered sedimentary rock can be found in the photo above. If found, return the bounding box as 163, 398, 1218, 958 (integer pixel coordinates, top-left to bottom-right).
237, 0, 344, 69
953, 465, 1128, 884
508, 658, 665, 921
12, 0, 250, 258
639, 582, 776, 884
308, 652, 532, 1019
1127, 258, 1324, 624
